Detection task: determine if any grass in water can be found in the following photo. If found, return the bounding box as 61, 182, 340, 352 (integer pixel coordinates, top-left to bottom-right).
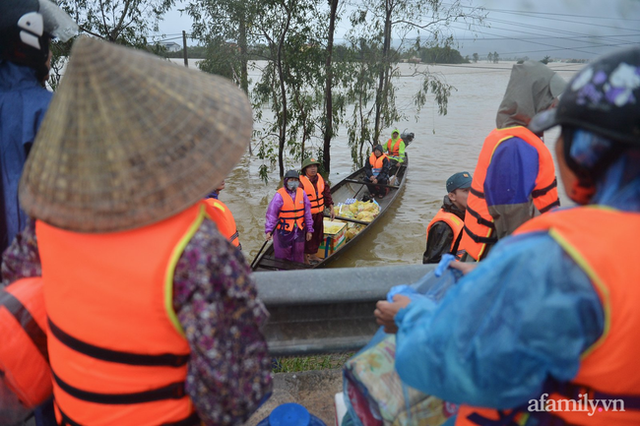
272, 353, 354, 373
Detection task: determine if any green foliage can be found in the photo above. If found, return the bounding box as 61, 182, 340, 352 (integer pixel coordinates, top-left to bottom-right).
416, 45, 468, 64
272, 353, 354, 373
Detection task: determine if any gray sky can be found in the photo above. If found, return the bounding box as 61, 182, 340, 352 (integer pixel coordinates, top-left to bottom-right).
155, 0, 640, 60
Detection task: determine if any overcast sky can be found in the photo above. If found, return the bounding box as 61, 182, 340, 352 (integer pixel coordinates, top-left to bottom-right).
155, 0, 640, 60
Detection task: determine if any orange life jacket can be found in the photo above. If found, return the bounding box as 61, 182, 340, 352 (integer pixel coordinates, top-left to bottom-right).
459, 126, 560, 261
426, 209, 465, 255
369, 152, 388, 176
35, 203, 207, 426
456, 206, 640, 426
299, 174, 325, 215
277, 187, 305, 231
0, 276, 51, 409
205, 198, 241, 249
387, 138, 403, 157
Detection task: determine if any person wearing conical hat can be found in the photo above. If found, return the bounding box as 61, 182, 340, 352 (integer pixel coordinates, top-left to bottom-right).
299, 157, 334, 264
265, 170, 314, 264
7, 37, 271, 426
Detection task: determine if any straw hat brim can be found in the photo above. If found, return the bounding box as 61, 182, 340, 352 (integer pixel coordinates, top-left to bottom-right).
19, 37, 252, 233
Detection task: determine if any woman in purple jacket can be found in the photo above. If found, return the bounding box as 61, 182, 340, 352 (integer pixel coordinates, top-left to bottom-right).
265, 170, 314, 263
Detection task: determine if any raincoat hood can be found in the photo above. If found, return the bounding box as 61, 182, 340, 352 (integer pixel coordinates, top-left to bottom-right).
496, 61, 566, 129
391, 129, 401, 140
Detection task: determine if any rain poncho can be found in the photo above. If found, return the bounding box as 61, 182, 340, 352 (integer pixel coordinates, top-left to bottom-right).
0, 61, 52, 252
394, 151, 640, 413
483, 61, 566, 240
386, 129, 405, 163
265, 179, 314, 263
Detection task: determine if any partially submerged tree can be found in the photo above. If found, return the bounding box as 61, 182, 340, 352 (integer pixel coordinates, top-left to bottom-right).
344, 0, 486, 165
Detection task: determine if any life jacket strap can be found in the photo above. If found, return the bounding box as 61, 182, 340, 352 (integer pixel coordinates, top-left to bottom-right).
538, 199, 560, 214
0, 286, 49, 362
52, 371, 187, 404
466, 205, 496, 230
463, 225, 498, 244
531, 178, 557, 198
56, 402, 200, 426
48, 318, 189, 367
470, 186, 485, 199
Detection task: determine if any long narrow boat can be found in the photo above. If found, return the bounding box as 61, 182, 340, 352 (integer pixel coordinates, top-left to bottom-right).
251, 141, 411, 272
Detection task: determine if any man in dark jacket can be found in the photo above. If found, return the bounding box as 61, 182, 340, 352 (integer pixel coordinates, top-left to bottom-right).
423, 172, 471, 263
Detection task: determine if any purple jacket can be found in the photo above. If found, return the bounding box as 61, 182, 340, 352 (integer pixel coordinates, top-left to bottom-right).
265, 186, 314, 234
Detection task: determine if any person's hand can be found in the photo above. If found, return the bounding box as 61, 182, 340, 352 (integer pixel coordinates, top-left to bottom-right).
330, 206, 336, 221
374, 295, 411, 334
265, 232, 272, 241
306, 232, 313, 241
450, 261, 477, 275
372, 177, 378, 184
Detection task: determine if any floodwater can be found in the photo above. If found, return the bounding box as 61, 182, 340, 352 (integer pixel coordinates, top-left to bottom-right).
212, 61, 583, 268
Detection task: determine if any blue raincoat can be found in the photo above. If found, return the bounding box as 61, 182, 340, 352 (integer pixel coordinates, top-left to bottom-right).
394, 153, 640, 416
0, 61, 52, 252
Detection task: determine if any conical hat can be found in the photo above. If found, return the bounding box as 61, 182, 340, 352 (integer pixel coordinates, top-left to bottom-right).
19, 37, 252, 232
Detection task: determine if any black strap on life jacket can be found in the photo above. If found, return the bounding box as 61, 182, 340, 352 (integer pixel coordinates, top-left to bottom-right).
546, 378, 640, 410
531, 178, 558, 198
52, 371, 186, 405
538, 199, 561, 214
48, 318, 189, 367
0, 286, 49, 362
463, 225, 498, 245
469, 186, 485, 199
465, 205, 496, 230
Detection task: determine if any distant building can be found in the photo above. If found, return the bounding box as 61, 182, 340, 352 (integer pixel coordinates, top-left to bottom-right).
160, 41, 181, 52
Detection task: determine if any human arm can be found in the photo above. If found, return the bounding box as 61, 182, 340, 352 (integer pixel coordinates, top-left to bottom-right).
264, 193, 283, 237
302, 192, 314, 233
423, 222, 454, 264
397, 140, 406, 162
485, 138, 539, 238
173, 221, 272, 425
394, 232, 604, 409
322, 183, 335, 220
377, 158, 391, 182
1, 218, 41, 286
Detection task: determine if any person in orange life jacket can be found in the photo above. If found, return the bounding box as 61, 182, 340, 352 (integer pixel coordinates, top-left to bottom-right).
458, 61, 567, 262
364, 144, 391, 199
11, 37, 272, 426
375, 46, 640, 426
299, 157, 335, 264
265, 170, 314, 263
423, 172, 471, 264
0, 276, 51, 426
204, 179, 242, 250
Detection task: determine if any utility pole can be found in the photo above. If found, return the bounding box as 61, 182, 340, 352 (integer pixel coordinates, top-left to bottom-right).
182, 30, 188, 67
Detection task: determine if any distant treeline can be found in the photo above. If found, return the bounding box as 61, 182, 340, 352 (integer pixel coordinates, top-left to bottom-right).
162, 43, 469, 64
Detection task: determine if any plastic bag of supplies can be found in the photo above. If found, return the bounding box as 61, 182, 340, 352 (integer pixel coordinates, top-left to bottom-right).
342, 259, 461, 426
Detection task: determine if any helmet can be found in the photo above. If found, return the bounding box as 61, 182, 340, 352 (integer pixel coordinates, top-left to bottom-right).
0, 0, 77, 78
530, 46, 640, 146
301, 157, 320, 171
284, 170, 299, 180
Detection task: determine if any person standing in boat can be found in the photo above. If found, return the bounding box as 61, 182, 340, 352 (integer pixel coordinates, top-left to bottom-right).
458, 61, 566, 261
299, 158, 335, 264
364, 144, 391, 199
423, 172, 471, 264
9, 37, 272, 426
265, 170, 314, 263
375, 47, 640, 425
204, 179, 242, 250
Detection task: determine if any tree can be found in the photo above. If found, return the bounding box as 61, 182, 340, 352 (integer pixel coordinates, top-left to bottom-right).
344, 0, 485, 165
49, 0, 175, 89
492, 51, 499, 63
540, 55, 551, 64
472, 52, 479, 63
487, 52, 493, 63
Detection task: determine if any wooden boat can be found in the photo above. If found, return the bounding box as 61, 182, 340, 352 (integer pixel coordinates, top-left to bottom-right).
251, 136, 412, 271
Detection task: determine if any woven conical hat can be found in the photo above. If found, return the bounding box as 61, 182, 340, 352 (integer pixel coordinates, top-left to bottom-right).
19, 37, 252, 232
